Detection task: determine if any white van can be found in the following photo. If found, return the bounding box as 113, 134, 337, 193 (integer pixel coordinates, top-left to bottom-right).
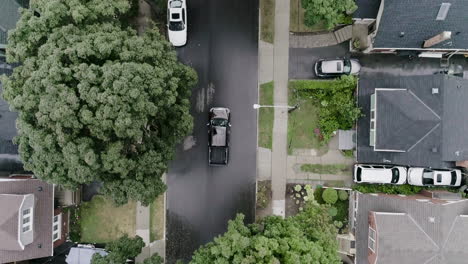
354, 164, 407, 185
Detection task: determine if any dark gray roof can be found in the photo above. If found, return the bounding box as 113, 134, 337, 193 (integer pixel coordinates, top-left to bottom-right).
353, 0, 381, 19
441, 77, 468, 161
357, 74, 468, 168
0, 56, 25, 175
354, 192, 468, 264
375, 89, 440, 151
0, 0, 28, 48
374, 0, 468, 50
0, 178, 53, 263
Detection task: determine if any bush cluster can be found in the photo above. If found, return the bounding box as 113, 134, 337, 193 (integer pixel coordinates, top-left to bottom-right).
353, 184, 424, 195
290, 76, 361, 144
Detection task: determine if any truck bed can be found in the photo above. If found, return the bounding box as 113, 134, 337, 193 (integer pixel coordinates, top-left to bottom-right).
209, 146, 228, 165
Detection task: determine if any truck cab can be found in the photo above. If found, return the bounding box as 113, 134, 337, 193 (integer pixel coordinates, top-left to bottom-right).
208, 107, 230, 166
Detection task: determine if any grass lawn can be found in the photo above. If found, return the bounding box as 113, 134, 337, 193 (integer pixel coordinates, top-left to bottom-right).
301, 164, 352, 175
80, 196, 136, 243
288, 81, 327, 154
260, 0, 275, 43
290, 0, 328, 33
259, 82, 274, 149
150, 195, 165, 242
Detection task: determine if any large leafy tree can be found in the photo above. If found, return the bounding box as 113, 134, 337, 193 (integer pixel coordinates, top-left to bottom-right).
190, 203, 341, 264
302, 0, 357, 29
91, 235, 164, 264
2, 0, 197, 205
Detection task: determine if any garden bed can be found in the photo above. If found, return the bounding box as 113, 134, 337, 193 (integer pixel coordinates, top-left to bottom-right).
301, 164, 352, 175
256, 180, 272, 220
286, 184, 349, 233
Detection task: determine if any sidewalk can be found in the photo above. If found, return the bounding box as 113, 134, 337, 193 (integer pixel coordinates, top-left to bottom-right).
270, 0, 290, 217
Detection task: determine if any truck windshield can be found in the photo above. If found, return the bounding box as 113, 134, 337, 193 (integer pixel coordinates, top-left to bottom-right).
211, 118, 228, 126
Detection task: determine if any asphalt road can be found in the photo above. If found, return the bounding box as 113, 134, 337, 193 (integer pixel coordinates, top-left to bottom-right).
165, 0, 259, 262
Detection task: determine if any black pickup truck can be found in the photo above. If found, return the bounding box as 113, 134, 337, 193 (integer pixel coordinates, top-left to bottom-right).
208, 107, 231, 166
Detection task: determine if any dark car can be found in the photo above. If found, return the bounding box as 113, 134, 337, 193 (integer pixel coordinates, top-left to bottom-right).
314, 58, 361, 78
208, 107, 231, 166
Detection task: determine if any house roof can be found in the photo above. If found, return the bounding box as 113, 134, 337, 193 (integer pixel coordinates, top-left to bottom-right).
374, 0, 468, 50
354, 192, 468, 264
0, 194, 25, 250
375, 89, 441, 151
353, 0, 381, 19
357, 74, 468, 168
0, 178, 53, 263
66, 247, 108, 264
0, 0, 28, 48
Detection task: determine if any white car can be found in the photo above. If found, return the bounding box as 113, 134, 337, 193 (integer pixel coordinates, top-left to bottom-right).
354, 164, 407, 185
407, 168, 462, 187
314, 58, 361, 78
167, 0, 187, 46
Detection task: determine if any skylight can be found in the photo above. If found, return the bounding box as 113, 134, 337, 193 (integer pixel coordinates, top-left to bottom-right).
436, 3, 451, 21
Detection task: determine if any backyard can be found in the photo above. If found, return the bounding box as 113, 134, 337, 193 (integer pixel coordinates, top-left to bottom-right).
77, 196, 137, 243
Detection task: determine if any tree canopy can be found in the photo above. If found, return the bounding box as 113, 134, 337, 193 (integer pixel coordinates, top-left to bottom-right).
91, 235, 164, 264
190, 203, 341, 264
2, 0, 197, 205
302, 0, 357, 29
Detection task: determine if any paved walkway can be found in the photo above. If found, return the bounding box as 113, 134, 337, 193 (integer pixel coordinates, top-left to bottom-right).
270, 0, 291, 218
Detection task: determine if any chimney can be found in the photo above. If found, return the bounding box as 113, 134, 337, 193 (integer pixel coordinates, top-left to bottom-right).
423, 31, 452, 48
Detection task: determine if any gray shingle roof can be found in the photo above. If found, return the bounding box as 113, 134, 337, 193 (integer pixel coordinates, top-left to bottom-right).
66, 247, 108, 264
375, 89, 440, 151
354, 192, 468, 264
0, 194, 25, 251
0, 178, 53, 263
353, 0, 381, 19
374, 0, 468, 50
357, 74, 468, 168
0, 0, 28, 48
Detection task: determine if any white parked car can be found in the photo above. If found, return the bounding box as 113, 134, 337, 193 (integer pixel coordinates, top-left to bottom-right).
314, 58, 361, 78
407, 168, 462, 187
167, 0, 187, 46
354, 164, 407, 185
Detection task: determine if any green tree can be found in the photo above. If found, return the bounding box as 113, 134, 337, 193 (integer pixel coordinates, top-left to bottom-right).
190, 204, 340, 264
91, 235, 164, 264
2, 0, 197, 205
91, 235, 145, 264
302, 0, 357, 29
322, 188, 338, 204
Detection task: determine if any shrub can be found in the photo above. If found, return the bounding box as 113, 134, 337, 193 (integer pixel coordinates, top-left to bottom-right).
290, 76, 361, 145
257, 181, 271, 209
334, 200, 349, 222
314, 186, 325, 204
322, 188, 338, 204
302, 0, 357, 30
328, 207, 338, 217
338, 190, 349, 201
353, 184, 423, 195
334, 221, 343, 229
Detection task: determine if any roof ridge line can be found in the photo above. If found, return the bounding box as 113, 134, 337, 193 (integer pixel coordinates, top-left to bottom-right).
407, 90, 441, 120
407, 123, 440, 152
407, 214, 440, 250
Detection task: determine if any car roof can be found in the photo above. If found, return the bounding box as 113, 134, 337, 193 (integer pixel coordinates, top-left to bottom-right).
359, 167, 393, 183
321, 60, 344, 73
